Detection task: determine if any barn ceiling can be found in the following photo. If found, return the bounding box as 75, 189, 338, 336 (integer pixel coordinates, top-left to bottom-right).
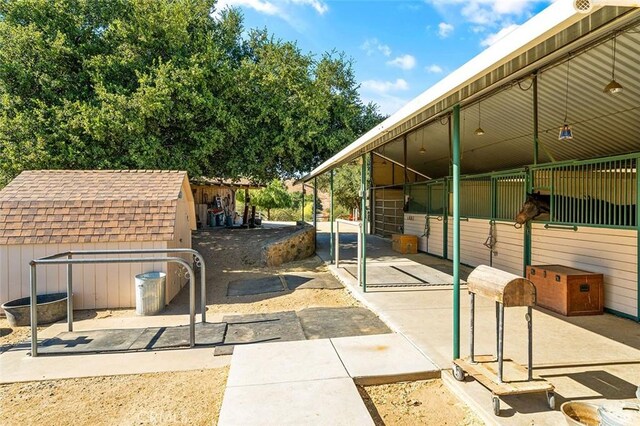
377, 22, 640, 179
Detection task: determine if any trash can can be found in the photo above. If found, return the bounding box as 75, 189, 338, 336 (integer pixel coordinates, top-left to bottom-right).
135, 272, 166, 316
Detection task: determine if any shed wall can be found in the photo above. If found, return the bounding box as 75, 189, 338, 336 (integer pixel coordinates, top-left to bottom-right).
0, 241, 170, 311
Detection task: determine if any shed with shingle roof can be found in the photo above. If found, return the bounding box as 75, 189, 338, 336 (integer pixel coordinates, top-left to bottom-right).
0, 170, 197, 310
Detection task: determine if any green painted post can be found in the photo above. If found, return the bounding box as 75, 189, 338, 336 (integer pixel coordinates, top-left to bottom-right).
301, 186, 305, 223
533, 73, 539, 165
361, 155, 367, 293
313, 178, 318, 229
330, 169, 334, 264
452, 105, 461, 360
524, 170, 533, 274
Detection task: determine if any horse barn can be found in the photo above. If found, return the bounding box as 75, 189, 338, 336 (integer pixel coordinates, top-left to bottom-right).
302, 0, 640, 328
0, 170, 196, 311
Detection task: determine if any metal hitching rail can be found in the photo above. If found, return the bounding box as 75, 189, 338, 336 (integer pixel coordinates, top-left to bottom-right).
29, 248, 207, 357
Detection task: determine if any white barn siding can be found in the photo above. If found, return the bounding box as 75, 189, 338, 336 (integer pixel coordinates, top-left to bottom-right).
531, 224, 637, 317
0, 241, 170, 310
459, 219, 491, 268
491, 222, 525, 276
403, 214, 428, 252
403, 213, 447, 256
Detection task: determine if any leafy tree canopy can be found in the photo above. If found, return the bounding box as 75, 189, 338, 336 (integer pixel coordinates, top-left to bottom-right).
250, 179, 291, 220
0, 0, 385, 187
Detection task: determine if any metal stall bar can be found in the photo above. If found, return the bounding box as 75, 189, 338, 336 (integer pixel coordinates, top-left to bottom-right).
452, 105, 461, 360
39, 248, 208, 323
313, 177, 318, 229
30, 256, 195, 357
330, 169, 334, 263
361, 154, 368, 293
335, 219, 362, 286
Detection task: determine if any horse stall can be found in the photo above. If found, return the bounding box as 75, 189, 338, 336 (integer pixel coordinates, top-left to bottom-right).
402, 155, 638, 320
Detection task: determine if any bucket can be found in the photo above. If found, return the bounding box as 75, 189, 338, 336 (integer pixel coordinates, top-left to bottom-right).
135, 272, 166, 316
561, 401, 600, 426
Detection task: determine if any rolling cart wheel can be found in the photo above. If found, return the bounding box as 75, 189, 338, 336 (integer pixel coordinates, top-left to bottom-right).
546, 391, 555, 410
492, 396, 500, 416
452, 364, 465, 381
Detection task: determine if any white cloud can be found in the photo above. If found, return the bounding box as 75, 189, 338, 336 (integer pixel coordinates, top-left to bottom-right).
360, 93, 409, 116
438, 22, 454, 38
215, 0, 278, 16
426, 64, 443, 73
425, 0, 552, 41
361, 38, 392, 57
361, 79, 409, 94
386, 54, 416, 70
290, 0, 328, 15
214, 0, 328, 20
481, 23, 519, 47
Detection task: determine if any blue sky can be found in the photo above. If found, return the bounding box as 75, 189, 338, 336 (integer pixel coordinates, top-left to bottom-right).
215, 0, 556, 115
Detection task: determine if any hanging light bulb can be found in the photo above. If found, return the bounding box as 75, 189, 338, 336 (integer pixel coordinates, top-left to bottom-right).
559, 58, 574, 141
474, 101, 485, 136
419, 139, 426, 154
381, 146, 387, 165
559, 124, 573, 140
604, 33, 623, 94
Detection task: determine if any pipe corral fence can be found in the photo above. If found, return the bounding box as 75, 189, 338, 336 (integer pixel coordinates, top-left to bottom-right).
29, 248, 207, 357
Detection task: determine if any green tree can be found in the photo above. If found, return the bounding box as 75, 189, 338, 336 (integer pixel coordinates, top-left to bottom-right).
0, 0, 382, 187
251, 179, 292, 220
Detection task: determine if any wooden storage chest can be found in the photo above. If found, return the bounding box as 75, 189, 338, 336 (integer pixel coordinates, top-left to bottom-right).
526, 265, 603, 316
392, 234, 418, 254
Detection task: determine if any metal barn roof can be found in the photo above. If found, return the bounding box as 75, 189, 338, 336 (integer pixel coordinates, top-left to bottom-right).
302, 2, 640, 181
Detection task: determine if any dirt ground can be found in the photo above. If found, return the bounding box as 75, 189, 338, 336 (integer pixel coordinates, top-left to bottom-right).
0, 367, 229, 426
1, 225, 481, 425
185, 226, 361, 315
360, 379, 484, 426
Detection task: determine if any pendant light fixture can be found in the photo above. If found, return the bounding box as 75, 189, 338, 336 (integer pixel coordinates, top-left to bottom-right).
474, 101, 485, 136
419, 138, 426, 154
604, 33, 623, 94
558, 58, 573, 140
381, 145, 387, 165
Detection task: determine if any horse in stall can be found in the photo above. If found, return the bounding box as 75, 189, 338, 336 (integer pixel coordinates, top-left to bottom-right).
515, 192, 636, 227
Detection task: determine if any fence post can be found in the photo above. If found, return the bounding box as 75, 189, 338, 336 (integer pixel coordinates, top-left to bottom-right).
452, 105, 461, 360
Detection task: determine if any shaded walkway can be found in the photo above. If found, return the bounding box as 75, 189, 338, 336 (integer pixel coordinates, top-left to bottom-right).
317, 227, 640, 425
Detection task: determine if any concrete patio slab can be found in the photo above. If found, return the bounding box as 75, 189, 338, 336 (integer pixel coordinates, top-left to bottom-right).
297, 307, 391, 340
218, 377, 373, 426
344, 264, 423, 285
0, 345, 231, 383
331, 333, 440, 385
226, 339, 348, 387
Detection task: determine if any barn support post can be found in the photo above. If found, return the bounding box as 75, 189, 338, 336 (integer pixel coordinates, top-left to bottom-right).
452, 104, 461, 360
313, 178, 318, 229
361, 155, 368, 293
301, 185, 305, 223
369, 152, 374, 235
533, 72, 539, 165
523, 170, 533, 274
330, 169, 334, 263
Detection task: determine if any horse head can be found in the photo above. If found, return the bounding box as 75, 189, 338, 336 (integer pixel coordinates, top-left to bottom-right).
515, 192, 550, 226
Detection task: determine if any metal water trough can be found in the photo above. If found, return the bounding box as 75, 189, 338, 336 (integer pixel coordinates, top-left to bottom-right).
453, 265, 555, 416
1, 292, 68, 327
